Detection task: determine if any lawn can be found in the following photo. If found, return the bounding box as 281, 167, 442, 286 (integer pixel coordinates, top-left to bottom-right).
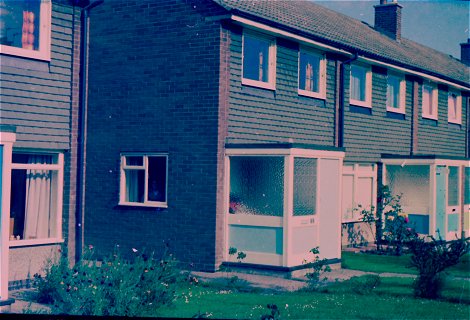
341, 251, 470, 278
157, 276, 470, 319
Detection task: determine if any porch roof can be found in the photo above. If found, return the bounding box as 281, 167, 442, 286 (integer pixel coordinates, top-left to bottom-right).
381, 154, 470, 161
226, 143, 345, 152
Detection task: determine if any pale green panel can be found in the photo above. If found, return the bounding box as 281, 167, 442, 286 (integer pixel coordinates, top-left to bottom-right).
435, 166, 446, 236
447, 214, 459, 232
448, 166, 459, 206
293, 158, 317, 216
229, 225, 283, 255
464, 167, 470, 205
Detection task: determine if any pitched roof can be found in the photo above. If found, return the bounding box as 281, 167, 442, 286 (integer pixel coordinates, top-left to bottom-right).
212, 0, 469, 89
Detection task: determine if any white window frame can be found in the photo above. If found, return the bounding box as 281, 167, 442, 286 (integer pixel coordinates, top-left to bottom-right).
447, 90, 462, 124
421, 82, 438, 120
349, 63, 372, 108
297, 46, 326, 99
9, 151, 64, 247
119, 154, 168, 208
241, 30, 276, 90
386, 72, 406, 114
342, 164, 377, 223
0, 0, 51, 61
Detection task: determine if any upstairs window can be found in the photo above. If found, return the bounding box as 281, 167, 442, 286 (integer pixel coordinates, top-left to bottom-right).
298, 47, 326, 99
242, 31, 276, 90
120, 154, 168, 207
0, 0, 51, 60
448, 90, 462, 124
422, 82, 438, 120
386, 73, 406, 114
350, 64, 372, 108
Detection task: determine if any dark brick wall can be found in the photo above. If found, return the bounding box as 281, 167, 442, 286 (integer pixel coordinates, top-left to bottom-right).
85, 0, 227, 271
374, 3, 402, 40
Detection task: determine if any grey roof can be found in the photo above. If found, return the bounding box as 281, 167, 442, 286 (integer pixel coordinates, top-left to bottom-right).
212, 0, 469, 88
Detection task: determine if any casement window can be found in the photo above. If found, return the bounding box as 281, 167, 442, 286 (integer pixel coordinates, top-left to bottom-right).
0, 0, 51, 61
10, 152, 63, 244
386, 73, 406, 113
421, 82, 438, 120
242, 30, 276, 90
350, 64, 372, 108
298, 47, 326, 99
448, 90, 462, 124
120, 154, 168, 207
342, 164, 377, 222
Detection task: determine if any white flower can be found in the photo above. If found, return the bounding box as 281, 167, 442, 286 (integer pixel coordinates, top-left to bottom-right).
132, 248, 138, 252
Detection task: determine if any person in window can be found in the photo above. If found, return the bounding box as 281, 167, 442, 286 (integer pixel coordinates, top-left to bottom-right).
148, 180, 162, 202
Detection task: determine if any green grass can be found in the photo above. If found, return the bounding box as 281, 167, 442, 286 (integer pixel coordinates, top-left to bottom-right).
342, 251, 470, 278
156, 276, 470, 319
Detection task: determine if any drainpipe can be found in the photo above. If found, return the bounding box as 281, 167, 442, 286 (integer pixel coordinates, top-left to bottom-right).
76, 0, 103, 261
338, 53, 358, 148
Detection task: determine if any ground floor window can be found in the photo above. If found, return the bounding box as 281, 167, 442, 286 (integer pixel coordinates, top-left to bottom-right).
120, 154, 168, 207
10, 152, 63, 241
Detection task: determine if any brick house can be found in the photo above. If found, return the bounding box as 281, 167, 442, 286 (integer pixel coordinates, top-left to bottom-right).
81, 0, 470, 272
0, 0, 85, 307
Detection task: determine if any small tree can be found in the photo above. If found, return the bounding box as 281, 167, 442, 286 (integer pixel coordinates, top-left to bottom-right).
408, 235, 469, 299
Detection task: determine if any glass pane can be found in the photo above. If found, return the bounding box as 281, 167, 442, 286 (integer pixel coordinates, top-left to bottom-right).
10, 167, 58, 240
465, 167, 470, 205
0, 0, 41, 50
351, 65, 366, 101
293, 158, 316, 216
299, 52, 320, 92
13, 153, 54, 164
243, 34, 270, 82
125, 169, 145, 202
448, 94, 457, 120
357, 177, 373, 210
342, 175, 354, 220
126, 156, 143, 166
423, 86, 433, 115
229, 156, 284, 216
387, 165, 430, 210
448, 166, 459, 206
148, 156, 167, 202
387, 75, 400, 109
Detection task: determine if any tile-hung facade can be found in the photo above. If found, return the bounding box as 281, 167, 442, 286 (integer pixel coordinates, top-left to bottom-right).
0, 0, 81, 306
83, 0, 468, 273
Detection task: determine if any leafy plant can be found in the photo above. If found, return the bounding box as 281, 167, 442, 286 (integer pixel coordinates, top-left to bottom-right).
33, 244, 181, 316
408, 235, 469, 299
260, 303, 280, 320
349, 274, 381, 295
303, 247, 331, 290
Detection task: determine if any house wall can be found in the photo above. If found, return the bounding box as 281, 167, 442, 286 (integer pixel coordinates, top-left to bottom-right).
1, 2, 80, 283
84, 0, 227, 271
225, 28, 337, 146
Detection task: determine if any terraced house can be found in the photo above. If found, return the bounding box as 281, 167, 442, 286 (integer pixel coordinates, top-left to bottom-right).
81, 0, 469, 273
0, 0, 87, 308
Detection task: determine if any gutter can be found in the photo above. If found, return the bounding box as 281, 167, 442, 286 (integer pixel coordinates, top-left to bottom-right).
338, 53, 358, 148
76, 0, 103, 261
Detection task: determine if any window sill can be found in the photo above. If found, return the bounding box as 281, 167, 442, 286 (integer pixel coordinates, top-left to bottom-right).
386, 107, 405, 114
242, 78, 275, 91
118, 202, 168, 209
298, 89, 325, 100
448, 119, 462, 125
422, 114, 438, 121
350, 99, 371, 109
1, 46, 51, 62
9, 238, 64, 248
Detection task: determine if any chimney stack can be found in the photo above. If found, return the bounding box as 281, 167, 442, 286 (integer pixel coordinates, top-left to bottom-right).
374, 0, 403, 41
461, 39, 470, 66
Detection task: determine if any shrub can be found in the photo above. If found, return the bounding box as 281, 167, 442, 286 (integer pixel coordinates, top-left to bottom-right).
303, 247, 331, 290
349, 274, 381, 295
408, 236, 469, 299
33, 245, 180, 316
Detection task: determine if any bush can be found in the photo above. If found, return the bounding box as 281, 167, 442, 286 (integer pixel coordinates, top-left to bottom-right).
303, 247, 331, 290
408, 236, 469, 299
349, 274, 381, 295
33, 245, 181, 316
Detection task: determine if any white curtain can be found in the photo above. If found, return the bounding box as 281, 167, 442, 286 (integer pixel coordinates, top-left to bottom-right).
24, 155, 52, 239
125, 170, 140, 202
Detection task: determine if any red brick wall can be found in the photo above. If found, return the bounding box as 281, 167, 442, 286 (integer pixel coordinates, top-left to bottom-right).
84, 0, 227, 271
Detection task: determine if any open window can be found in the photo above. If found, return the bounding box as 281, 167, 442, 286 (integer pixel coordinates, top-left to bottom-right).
0, 0, 51, 61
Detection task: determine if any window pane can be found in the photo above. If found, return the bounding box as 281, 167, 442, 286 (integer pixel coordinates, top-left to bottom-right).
351, 65, 366, 101
243, 34, 270, 82
387, 165, 430, 210
148, 156, 167, 202
10, 168, 58, 240
465, 167, 470, 205
229, 156, 284, 216
448, 166, 459, 206
126, 156, 143, 166
342, 175, 354, 220
0, 0, 41, 50
293, 158, 316, 216
387, 75, 400, 109
299, 52, 320, 92
13, 153, 54, 164
423, 86, 433, 115
448, 93, 457, 120
125, 169, 145, 203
